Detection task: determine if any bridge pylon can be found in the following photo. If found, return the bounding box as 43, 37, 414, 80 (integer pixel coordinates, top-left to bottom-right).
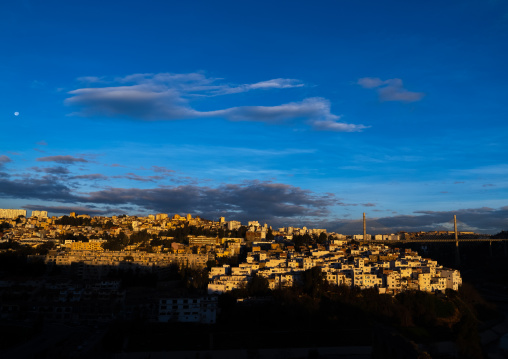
363, 212, 367, 241
454, 215, 460, 267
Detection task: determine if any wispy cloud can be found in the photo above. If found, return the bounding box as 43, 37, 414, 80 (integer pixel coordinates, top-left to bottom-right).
0, 176, 81, 202
206, 97, 347, 125
65, 72, 367, 132
72, 173, 109, 180
214, 78, 304, 95
152, 166, 175, 174
31, 166, 70, 175
358, 77, 425, 102
0, 165, 506, 233
0, 172, 337, 225
81, 180, 337, 222
112, 173, 165, 182
77, 76, 106, 84
36, 140, 48, 146
111, 73, 304, 95
310, 119, 369, 132
0, 155, 12, 167
37, 155, 88, 164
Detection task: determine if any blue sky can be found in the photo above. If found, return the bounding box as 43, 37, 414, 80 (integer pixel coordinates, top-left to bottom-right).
1, 0, 507, 234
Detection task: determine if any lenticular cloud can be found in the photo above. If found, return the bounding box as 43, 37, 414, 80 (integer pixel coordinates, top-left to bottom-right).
66, 72, 368, 132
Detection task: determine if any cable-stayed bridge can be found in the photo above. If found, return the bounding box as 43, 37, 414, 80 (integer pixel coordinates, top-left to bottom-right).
385, 238, 507, 243
360, 213, 508, 266
361, 213, 507, 242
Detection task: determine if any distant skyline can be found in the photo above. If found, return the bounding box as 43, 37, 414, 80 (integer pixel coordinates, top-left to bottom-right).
1, 0, 507, 234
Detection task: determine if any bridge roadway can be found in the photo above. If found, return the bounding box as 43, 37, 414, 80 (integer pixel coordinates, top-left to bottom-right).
365, 238, 508, 244
358, 238, 508, 265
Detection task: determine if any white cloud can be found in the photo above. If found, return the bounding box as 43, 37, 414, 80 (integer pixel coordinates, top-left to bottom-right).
113, 73, 303, 95
215, 78, 304, 95
357, 77, 385, 89
65, 73, 367, 132
310, 119, 369, 132
66, 85, 196, 119
358, 77, 425, 102
77, 76, 106, 83
205, 97, 338, 123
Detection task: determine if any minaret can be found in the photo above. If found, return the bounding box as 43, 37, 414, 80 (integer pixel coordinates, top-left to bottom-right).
363, 212, 367, 241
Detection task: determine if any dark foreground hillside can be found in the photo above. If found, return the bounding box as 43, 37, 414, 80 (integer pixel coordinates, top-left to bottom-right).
0, 244, 504, 359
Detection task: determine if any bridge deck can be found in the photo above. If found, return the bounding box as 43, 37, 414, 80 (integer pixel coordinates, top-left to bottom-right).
367, 238, 508, 244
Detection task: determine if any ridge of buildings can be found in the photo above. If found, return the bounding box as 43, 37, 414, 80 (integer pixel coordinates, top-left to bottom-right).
0, 210, 468, 329
0, 210, 463, 296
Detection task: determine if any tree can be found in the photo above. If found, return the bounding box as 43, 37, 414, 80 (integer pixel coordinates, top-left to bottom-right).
317, 232, 328, 245
300, 266, 327, 297
247, 273, 270, 296
35, 241, 55, 255
129, 230, 150, 245
237, 226, 248, 239
102, 240, 123, 251
55, 215, 91, 226
117, 231, 129, 246
102, 232, 129, 251
184, 268, 209, 290
293, 233, 313, 251
492, 230, 508, 239
0, 221, 12, 233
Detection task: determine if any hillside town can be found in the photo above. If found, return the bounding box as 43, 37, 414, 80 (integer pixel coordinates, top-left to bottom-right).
0, 208, 500, 358
1, 208, 463, 300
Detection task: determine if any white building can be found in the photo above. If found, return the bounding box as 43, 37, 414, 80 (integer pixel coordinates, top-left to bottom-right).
227, 220, 242, 230
155, 213, 168, 220
0, 209, 27, 219
439, 269, 462, 291
353, 234, 372, 240
31, 210, 48, 218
